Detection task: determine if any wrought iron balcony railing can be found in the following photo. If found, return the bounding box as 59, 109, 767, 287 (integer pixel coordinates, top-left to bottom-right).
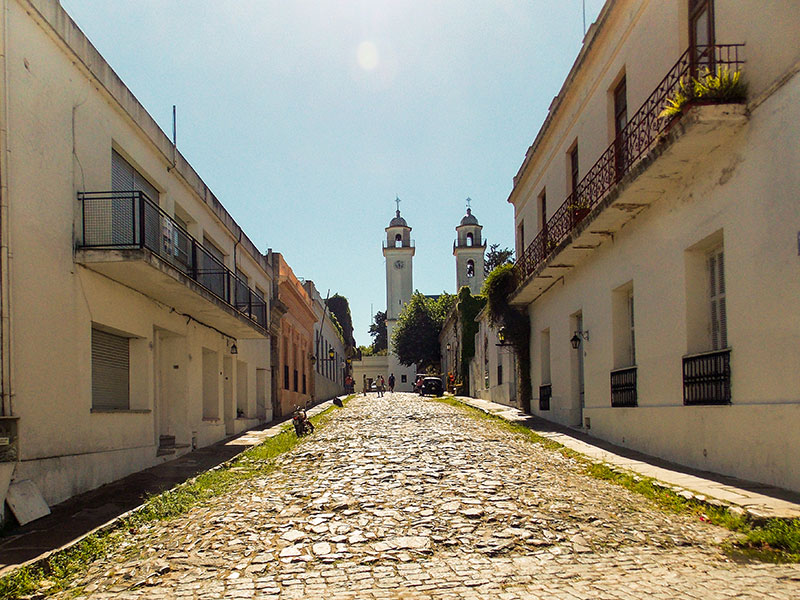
610, 366, 637, 407
78, 191, 267, 330
539, 383, 552, 411
515, 44, 744, 287
683, 348, 731, 405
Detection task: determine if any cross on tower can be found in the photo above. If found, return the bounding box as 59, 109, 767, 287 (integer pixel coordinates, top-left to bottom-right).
465, 197, 473, 210
395, 195, 401, 213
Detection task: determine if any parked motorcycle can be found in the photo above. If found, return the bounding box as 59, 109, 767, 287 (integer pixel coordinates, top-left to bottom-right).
292, 405, 315, 437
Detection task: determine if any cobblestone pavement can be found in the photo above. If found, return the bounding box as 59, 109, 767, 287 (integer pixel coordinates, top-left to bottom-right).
56, 395, 799, 599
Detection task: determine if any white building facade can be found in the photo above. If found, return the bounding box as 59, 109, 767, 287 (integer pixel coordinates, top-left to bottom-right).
509, 0, 800, 491
0, 0, 275, 511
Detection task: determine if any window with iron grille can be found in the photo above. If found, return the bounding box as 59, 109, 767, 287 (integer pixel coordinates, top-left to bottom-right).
283, 364, 289, 390
91, 328, 130, 410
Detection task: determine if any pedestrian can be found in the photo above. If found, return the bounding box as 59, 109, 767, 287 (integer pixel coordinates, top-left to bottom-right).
388, 373, 395, 393
362, 374, 367, 396
377, 375, 385, 397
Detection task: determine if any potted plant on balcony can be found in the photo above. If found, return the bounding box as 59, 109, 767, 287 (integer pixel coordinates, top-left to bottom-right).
659, 66, 747, 120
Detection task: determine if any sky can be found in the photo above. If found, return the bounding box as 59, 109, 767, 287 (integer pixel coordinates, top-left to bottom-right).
60, 0, 605, 346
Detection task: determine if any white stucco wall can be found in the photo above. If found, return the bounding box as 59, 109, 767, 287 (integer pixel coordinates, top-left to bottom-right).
4, 0, 275, 506
510, 0, 800, 491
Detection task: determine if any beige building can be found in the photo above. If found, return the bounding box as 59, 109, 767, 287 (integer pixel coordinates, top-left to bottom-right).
305, 281, 346, 402
0, 0, 278, 512
509, 0, 800, 491
469, 309, 518, 408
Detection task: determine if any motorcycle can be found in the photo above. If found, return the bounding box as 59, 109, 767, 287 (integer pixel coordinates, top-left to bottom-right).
292, 405, 315, 437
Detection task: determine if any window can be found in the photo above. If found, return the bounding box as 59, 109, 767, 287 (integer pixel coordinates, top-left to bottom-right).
708, 247, 727, 350
110, 150, 159, 246
612, 284, 636, 368
538, 190, 547, 232
111, 149, 158, 201
689, 0, 715, 74
92, 328, 130, 410
613, 76, 628, 180
284, 365, 289, 390
466, 232, 473, 247
517, 220, 525, 256
570, 145, 579, 197
466, 259, 475, 278
203, 236, 225, 264
497, 363, 503, 385
611, 284, 637, 407
395, 233, 402, 248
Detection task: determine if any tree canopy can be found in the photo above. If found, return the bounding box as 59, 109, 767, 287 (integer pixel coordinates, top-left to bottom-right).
484, 243, 514, 275
326, 294, 355, 348
392, 292, 455, 372
368, 310, 387, 353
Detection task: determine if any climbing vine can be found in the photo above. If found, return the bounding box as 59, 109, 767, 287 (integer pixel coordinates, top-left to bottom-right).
483, 264, 532, 412
456, 286, 485, 393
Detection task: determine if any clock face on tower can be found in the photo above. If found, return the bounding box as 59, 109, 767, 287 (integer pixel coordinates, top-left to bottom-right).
394, 260, 404, 270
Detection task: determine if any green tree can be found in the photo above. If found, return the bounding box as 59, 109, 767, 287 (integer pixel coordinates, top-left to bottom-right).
368, 310, 388, 352
326, 294, 355, 348
392, 292, 455, 372
484, 243, 514, 275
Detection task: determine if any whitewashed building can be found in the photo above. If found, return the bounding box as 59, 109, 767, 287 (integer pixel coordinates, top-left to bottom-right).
509, 0, 800, 491
0, 0, 275, 513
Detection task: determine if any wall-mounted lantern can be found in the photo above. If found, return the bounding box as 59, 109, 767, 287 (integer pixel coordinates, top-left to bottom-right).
570, 330, 589, 349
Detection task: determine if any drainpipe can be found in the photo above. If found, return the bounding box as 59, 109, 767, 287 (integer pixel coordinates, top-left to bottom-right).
0, 0, 12, 417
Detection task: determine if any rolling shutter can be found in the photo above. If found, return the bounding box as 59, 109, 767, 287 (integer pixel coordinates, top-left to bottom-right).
92, 328, 130, 410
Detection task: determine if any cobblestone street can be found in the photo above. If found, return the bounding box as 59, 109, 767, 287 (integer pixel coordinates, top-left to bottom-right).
59, 395, 799, 599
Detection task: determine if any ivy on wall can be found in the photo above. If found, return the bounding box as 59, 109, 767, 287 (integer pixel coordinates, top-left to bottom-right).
456, 286, 486, 393
483, 264, 532, 412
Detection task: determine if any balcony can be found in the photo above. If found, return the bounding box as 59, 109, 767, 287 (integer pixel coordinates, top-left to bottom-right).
512, 45, 746, 305
683, 348, 731, 406
76, 191, 267, 338
610, 366, 637, 408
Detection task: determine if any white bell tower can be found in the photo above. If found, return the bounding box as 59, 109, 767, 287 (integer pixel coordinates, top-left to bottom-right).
383, 198, 416, 388
454, 202, 486, 295
384, 201, 414, 321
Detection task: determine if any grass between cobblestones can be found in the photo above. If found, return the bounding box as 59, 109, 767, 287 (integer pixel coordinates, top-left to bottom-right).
0, 396, 353, 599
434, 396, 800, 564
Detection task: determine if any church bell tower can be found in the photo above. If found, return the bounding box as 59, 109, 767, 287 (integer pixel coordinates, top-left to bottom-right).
383, 198, 416, 388
454, 204, 486, 295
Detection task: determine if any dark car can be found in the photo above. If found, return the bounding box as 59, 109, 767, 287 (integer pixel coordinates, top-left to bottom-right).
420, 376, 444, 397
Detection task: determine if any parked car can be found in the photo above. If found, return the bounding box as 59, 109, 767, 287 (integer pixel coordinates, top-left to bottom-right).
420, 376, 444, 397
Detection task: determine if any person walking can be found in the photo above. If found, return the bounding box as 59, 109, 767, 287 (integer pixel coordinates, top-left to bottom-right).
377, 375, 385, 397
388, 373, 395, 393
362, 374, 367, 396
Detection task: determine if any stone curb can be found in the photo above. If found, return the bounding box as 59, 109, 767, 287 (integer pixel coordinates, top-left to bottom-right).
449, 396, 795, 527
1, 396, 348, 581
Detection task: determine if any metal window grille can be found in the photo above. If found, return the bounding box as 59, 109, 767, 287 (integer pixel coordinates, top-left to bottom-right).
539, 384, 552, 411
610, 366, 637, 407
683, 349, 731, 405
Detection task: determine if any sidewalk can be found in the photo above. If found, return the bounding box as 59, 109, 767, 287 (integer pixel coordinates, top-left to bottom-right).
454, 395, 800, 521
0, 398, 338, 576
